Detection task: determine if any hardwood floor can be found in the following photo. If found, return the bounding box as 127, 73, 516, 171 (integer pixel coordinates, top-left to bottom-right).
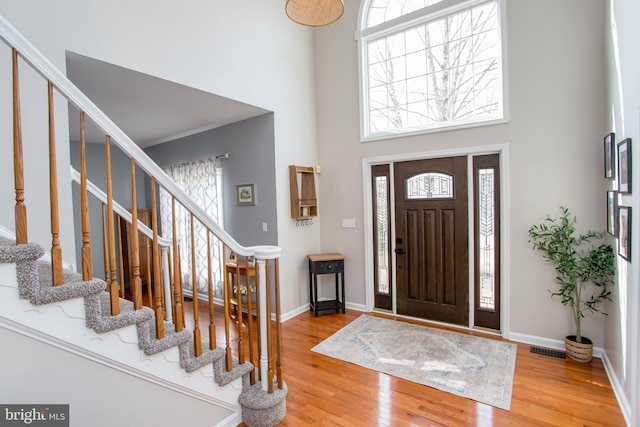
181, 299, 626, 426
270, 310, 624, 427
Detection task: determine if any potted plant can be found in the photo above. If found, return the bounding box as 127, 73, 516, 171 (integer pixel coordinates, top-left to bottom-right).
528, 206, 615, 362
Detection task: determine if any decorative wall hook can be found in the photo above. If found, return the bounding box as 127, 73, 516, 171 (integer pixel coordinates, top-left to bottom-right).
296, 218, 313, 227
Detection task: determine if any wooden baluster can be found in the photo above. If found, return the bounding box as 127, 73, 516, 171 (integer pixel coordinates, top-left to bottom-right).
47, 82, 63, 286
150, 177, 165, 339
172, 196, 184, 331
246, 256, 255, 385
177, 245, 186, 327
256, 260, 262, 380
190, 213, 202, 357
274, 257, 283, 390
207, 231, 216, 350
12, 49, 28, 245
116, 215, 125, 297
223, 245, 232, 371
236, 257, 244, 365
79, 112, 93, 281
167, 245, 175, 323
105, 135, 119, 315
129, 159, 142, 310
146, 239, 153, 307
102, 205, 110, 284
265, 259, 274, 393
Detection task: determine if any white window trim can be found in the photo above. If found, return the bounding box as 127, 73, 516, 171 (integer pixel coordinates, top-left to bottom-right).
356, 0, 509, 142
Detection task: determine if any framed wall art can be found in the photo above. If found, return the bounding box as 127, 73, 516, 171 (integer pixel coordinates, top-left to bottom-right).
617, 138, 632, 193
604, 132, 615, 178
618, 206, 631, 261
607, 191, 617, 236
236, 183, 256, 206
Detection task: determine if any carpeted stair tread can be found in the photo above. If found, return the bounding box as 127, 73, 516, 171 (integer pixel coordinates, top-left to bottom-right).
85, 291, 154, 333
0, 240, 44, 263
29, 260, 105, 305
137, 320, 192, 356
179, 340, 226, 373
214, 357, 254, 387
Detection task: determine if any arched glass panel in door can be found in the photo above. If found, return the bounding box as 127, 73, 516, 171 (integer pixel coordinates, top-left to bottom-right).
405, 172, 453, 199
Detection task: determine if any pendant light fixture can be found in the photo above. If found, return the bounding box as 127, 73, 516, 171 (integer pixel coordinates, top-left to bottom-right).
285, 0, 344, 27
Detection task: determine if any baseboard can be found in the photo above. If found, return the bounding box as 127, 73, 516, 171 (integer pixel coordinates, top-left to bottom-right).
280, 301, 367, 323
213, 412, 241, 427
601, 350, 631, 426
508, 331, 604, 358
0, 224, 12, 238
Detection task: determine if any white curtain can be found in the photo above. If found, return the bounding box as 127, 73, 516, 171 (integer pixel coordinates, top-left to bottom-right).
159, 158, 223, 295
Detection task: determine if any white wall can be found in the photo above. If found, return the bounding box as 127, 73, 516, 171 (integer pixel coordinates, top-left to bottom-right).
0, 0, 322, 316
604, 0, 640, 424
314, 0, 607, 343
0, 327, 233, 427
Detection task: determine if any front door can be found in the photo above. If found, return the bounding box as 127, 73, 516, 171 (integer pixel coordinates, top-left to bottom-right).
394, 157, 469, 325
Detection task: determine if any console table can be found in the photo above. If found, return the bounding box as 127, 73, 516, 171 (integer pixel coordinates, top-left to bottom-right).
307, 253, 346, 317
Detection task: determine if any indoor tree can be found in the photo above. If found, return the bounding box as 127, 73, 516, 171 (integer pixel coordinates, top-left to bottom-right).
528, 206, 615, 344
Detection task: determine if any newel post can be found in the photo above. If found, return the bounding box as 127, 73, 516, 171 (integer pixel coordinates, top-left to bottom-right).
253, 245, 282, 392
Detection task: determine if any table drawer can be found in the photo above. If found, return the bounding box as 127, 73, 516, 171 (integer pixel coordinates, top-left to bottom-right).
313, 260, 344, 274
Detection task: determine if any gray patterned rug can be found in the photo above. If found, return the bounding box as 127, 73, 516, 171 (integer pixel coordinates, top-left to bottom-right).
311, 314, 516, 410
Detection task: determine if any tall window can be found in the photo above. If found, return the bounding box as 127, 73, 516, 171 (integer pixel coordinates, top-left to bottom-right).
359, 0, 505, 140
159, 158, 223, 295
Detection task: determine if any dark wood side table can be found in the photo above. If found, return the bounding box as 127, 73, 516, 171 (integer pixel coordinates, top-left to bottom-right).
307, 253, 346, 317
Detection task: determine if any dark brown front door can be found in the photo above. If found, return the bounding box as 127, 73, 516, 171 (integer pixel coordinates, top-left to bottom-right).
394, 157, 469, 325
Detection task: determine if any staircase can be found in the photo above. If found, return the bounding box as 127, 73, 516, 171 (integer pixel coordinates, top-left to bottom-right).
0, 14, 285, 427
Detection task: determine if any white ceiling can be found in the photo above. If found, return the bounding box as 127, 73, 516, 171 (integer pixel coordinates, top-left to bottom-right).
65, 52, 269, 148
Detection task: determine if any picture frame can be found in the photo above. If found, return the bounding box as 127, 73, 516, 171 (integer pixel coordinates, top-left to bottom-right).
607, 191, 618, 236
604, 132, 615, 178
236, 183, 256, 206
617, 138, 632, 194
618, 206, 631, 261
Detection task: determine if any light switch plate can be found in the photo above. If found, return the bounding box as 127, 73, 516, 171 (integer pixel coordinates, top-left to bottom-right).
342, 219, 356, 228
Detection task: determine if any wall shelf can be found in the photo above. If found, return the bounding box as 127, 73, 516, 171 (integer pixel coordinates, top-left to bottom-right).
289, 165, 317, 220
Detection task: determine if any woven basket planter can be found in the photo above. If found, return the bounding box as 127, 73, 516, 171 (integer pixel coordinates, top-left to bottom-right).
565, 336, 593, 363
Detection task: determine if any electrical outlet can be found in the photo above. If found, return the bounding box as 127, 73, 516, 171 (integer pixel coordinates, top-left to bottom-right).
262, 222, 268, 232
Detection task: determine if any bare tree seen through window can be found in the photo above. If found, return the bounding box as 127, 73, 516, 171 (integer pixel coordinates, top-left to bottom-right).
366, 1, 502, 134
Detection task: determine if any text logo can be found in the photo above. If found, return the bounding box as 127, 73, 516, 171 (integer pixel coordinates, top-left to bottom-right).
0, 405, 68, 426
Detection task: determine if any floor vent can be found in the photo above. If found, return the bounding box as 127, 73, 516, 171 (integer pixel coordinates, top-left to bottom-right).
530, 346, 566, 359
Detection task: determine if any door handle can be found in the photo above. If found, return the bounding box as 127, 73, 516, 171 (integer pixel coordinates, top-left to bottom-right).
394, 248, 405, 255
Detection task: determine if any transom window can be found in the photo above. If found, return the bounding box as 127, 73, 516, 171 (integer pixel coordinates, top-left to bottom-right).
359, 0, 505, 140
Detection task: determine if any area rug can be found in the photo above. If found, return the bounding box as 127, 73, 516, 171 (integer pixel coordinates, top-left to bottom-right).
311, 314, 517, 410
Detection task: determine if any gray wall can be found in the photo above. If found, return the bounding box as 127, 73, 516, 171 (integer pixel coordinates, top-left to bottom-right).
145, 113, 277, 247
70, 141, 147, 278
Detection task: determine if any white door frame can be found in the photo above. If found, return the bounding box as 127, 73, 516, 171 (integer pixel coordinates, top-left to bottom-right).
361, 143, 511, 338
